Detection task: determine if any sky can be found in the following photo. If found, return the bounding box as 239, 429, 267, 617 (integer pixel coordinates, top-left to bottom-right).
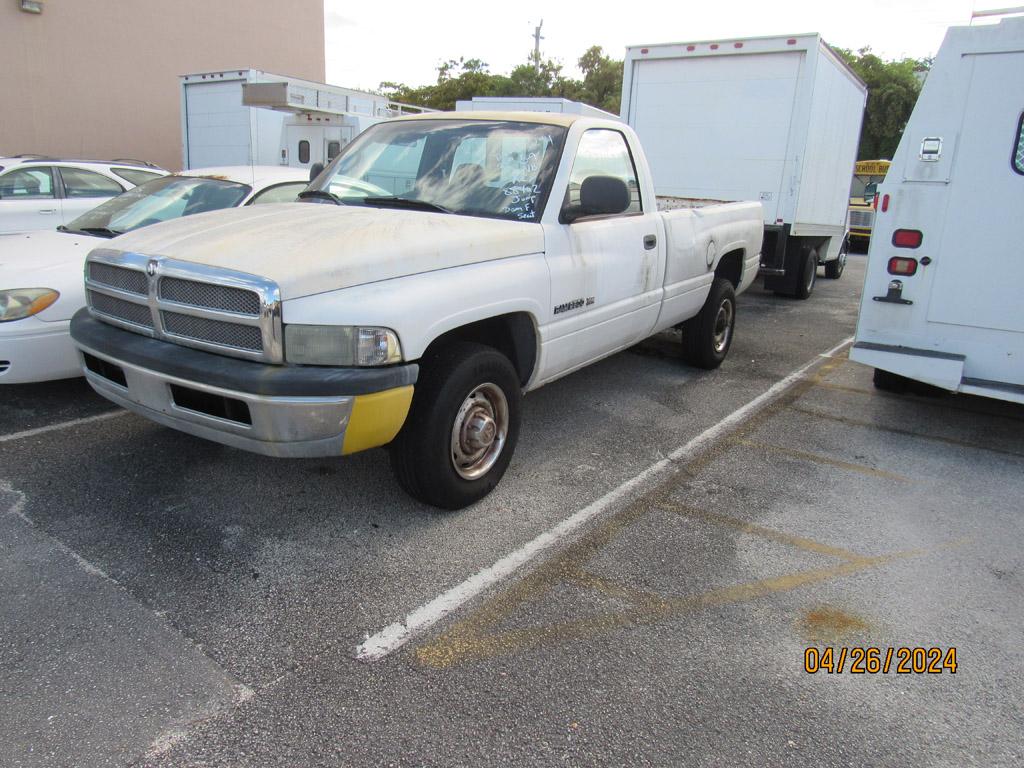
324, 0, 1016, 92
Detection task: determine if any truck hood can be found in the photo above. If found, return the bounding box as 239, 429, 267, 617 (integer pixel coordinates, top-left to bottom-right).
103, 203, 545, 300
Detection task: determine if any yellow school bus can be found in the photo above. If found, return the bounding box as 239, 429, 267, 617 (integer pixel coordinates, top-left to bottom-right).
848, 160, 891, 250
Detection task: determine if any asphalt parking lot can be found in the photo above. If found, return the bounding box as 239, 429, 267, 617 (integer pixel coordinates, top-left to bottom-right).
3, 254, 1023, 767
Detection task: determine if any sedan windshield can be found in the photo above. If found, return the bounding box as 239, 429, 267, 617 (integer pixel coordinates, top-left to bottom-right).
309, 119, 567, 222
63, 175, 251, 237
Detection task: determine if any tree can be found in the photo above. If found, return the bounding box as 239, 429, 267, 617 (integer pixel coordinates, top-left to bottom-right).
577, 46, 623, 114
836, 47, 930, 160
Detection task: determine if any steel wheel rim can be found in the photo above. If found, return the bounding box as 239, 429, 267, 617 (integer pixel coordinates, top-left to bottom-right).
450, 382, 508, 480
806, 259, 817, 291
713, 298, 734, 354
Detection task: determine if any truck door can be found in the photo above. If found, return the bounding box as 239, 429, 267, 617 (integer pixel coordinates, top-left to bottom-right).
925, 52, 1024, 334
541, 128, 663, 377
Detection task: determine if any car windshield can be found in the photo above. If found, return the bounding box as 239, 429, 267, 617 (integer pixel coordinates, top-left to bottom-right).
309, 119, 567, 222
64, 175, 251, 237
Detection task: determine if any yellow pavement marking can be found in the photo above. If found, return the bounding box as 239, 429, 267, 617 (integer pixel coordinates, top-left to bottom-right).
732, 438, 911, 482
658, 502, 871, 563
788, 405, 1024, 460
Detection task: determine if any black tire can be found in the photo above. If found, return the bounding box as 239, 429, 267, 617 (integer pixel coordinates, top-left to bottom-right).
681, 277, 736, 370
792, 247, 817, 299
825, 238, 848, 279
389, 342, 521, 510
872, 367, 910, 394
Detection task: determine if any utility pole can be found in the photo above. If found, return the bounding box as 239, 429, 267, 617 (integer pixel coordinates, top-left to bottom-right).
532, 19, 544, 71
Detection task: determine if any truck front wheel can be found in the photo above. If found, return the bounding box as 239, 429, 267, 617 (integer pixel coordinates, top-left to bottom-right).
389, 342, 521, 510
681, 277, 736, 369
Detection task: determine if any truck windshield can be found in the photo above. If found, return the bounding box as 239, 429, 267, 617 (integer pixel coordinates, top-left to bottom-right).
62, 175, 251, 237
310, 119, 567, 222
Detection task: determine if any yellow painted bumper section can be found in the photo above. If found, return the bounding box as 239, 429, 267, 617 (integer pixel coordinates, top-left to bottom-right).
341, 385, 414, 455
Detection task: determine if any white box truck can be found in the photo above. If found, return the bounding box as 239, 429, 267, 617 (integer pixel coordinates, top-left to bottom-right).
456, 96, 619, 120
850, 16, 1024, 404
621, 34, 867, 298
179, 69, 429, 172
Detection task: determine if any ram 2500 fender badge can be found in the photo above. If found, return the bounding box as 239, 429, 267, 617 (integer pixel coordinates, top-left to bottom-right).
553, 297, 595, 315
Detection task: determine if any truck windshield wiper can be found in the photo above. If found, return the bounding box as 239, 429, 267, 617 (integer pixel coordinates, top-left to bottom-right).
360, 196, 452, 214
298, 189, 344, 205
59, 225, 122, 238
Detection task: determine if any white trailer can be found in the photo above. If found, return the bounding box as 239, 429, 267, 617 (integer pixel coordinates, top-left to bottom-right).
850, 16, 1024, 404
180, 69, 428, 172
621, 34, 867, 298
456, 96, 619, 120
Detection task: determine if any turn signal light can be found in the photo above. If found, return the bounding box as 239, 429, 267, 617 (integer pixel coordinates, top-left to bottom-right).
892, 229, 923, 248
888, 256, 918, 276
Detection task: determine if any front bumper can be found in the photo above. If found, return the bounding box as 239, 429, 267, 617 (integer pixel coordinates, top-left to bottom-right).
70, 309, 418, 458
0, 316, 80, 384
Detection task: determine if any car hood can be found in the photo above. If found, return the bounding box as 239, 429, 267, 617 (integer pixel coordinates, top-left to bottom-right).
100, 203, 546, 300
0, 229, 100, 321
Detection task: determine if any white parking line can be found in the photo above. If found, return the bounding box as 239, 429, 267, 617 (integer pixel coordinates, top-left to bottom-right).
355, 336, 855, 662
0, 410, 127, 444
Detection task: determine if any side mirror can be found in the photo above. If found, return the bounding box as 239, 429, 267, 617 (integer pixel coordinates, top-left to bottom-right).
309, 162, 325, 183
563, 176, 630, 223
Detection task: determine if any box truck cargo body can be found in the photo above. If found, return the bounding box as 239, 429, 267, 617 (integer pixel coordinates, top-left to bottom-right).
850, 17, 1024, 404
621, 34, 867, 298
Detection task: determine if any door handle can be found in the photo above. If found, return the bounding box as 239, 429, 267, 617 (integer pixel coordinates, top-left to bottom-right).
643, 234, 657, 250
38, 208, 57, 214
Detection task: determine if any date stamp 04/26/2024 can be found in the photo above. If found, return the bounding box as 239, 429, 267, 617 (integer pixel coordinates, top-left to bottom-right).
804, 647, 958, 675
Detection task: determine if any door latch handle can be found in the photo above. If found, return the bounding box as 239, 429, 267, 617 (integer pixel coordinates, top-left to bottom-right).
38, 208, 57, 214
643, 234, 657, 250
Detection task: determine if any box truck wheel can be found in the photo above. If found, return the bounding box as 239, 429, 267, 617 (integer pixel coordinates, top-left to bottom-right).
793, 247, 818, 299
389, 342, 521, 510
825, 237, 848, 279
872, 367, 910, 394
682, 278, 736, 369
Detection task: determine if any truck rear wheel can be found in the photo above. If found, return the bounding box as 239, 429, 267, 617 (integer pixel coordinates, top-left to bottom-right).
681, 277, 736, 369
389, 342, 521, 510
825, 238, 848, 279
793, 247, 817, 299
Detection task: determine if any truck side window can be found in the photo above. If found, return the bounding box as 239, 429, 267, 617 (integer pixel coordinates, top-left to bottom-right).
567, 130, 642, 215
298, 140, 311, 165
1013, 113, 1024, 175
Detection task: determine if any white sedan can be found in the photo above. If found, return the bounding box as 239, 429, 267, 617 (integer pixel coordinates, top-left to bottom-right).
0, 166, 310, 384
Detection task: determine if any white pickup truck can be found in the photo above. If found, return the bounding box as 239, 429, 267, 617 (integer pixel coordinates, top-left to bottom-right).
70, 112, 762, 509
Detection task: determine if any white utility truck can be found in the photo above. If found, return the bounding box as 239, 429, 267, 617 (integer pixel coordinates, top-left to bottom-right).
850, 16, 1024, 404
621, 34, 867, 298
69, 112, 762, 509
457, 96, 619, 120
180, 69, 429, 172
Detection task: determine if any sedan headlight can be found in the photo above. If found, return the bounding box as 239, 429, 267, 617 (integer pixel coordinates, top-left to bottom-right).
284, 325, 402, 366
0, 288, 60, 323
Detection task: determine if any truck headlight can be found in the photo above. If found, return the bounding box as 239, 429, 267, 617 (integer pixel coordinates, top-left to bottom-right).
0, 288, 60, 323
284, 325, 402, 366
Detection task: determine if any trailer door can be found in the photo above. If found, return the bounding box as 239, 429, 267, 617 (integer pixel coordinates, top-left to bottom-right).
628, 51, 803, 224
926, 52, 1024, 333
183, 80, 251, 169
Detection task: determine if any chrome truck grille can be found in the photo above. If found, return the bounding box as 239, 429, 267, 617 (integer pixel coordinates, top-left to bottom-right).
849, 209, 874, 229
84, 249, 283, 362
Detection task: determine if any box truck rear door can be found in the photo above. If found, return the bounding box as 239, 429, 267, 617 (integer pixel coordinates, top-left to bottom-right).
925, 52, 1024, 333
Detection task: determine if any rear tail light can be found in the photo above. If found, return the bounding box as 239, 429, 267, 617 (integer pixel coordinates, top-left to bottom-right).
881, 194, 890, 212
892, 229, 923, 248
873, 195, 879, 211
888, 256, 918, 276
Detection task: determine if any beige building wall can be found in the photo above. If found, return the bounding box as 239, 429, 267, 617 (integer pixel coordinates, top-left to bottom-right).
0, 0, 325, 170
